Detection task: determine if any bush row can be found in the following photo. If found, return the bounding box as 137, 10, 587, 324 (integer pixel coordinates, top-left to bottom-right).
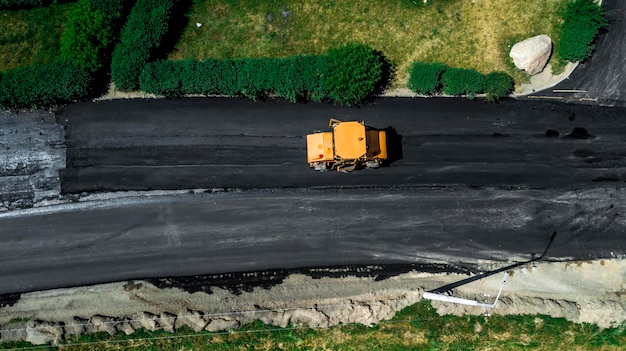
407, 62, 513, 100
0, 0, 126, 109
0, 0, 55, 9
558, 0, 607, 62
140, 57, 328, 102
111, 0, 175, 91
60, 0, 125, 72
140, 43, 387, 106
0, 60, 92, 108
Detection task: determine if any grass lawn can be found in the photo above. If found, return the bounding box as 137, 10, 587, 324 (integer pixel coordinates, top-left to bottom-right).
170, 0, 570, 88
0, 3, 71, 71
3, 301, 623, 350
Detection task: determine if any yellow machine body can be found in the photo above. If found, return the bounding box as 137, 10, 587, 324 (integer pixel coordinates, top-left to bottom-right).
306, 119, 388, 172
306, 132, 334, 163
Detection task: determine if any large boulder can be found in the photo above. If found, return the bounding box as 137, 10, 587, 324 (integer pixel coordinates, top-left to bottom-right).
509, 35, 552, 75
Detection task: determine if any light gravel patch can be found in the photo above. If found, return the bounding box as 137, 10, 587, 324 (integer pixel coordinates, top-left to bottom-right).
0, 259, 623, 345
0, 110, 65, 211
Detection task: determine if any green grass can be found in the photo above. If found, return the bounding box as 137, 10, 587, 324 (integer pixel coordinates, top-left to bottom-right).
2, 301, 623, 350
0, 2, 72, 71
0, 0, 577, 90
170, 0, 571, 88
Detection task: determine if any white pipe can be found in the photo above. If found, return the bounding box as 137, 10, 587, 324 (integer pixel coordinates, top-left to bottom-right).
423, 272, 509, 309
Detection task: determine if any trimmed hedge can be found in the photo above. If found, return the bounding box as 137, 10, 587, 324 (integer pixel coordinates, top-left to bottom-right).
60, 0, 123, 72
407, 62, 446, 95
111, 0, 175, 91
0, 60, 92, 108
0, 0, 54, 9
558, 0, 607, 62
484, 72, 514, 100
141, 56, 329, 102
0, 0, 127, 109
441, 67, 485, 97
325, 43, 385, 106
407, 62, 513, 100
140, 44, 386, 106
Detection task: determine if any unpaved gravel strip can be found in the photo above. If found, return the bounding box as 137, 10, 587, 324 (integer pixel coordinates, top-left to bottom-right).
0, 260, 623, 345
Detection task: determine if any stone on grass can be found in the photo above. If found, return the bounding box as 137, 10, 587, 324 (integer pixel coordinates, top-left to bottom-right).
509, 34, 552, 75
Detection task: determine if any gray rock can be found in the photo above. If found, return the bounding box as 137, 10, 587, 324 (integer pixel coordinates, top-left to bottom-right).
25, 321, 63, 346
0, 321, 28, 343
130, 312, 158, 332
326, 304, 375, 326
259, 311, 291, 328
174, 310, 207, 332
64, 317, 88, 336
87, 315, 117, 336
205, 318, 240, 332
289, 309, 328, 328
158, 312, 176, 333
116, 321, 135, 335
509, 34, 552, 75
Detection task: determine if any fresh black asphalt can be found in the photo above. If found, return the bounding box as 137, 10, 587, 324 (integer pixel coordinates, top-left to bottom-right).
0, 186, 624, 295
60, 98, 626, 192
1, 0, 625, 296
0, 98, 624, 295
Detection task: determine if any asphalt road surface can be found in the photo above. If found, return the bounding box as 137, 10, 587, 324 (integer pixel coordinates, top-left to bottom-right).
1, 186, 624, 295
60, 98, 626, 192
0, 98, 624, 295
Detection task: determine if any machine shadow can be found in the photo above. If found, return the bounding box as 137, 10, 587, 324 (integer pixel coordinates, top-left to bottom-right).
384, 127, 403, 165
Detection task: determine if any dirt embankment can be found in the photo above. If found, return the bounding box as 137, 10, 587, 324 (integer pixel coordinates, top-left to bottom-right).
0, 259, 623, 346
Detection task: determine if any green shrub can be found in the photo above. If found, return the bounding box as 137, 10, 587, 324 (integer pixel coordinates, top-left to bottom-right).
235, 58, 267, 100
179, 59, 222, 95
140, 60, 183, 97
441, 67, 485, 97
558, 0, 607, 62
406, 61, 514, 100
0, 60, 92, 109
89, 0, 124, 14
60, 0, 122, 72
407, 62, 446, 95
277, 55, 330, 103
484, 71, 514, 100
233, 56, 329, 102
325, 43, 385, 106
139, 44, 382, 105
111, 0, 175, 91
140, 55, 330, 102
0, 0, 53, 9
